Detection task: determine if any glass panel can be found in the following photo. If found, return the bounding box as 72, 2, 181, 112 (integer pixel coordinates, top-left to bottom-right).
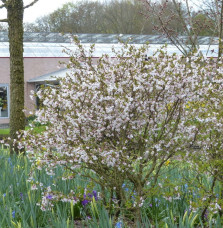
0, 86, 8, 118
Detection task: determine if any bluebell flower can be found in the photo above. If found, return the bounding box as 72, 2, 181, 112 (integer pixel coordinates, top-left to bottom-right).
12, 211, 15, 218
115, 221, 122, 228
3, 193, 6, 197
184, 183, 188, 192
122, 183, 129, 192
192, 190, 200, 198
154, 198, 160, 206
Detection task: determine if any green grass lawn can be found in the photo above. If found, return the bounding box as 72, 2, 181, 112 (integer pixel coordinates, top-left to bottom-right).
0, 126, 45, 136
0, 128, 9, 135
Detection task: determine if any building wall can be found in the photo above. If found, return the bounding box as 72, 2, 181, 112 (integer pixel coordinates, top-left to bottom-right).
0, 57, 70, 124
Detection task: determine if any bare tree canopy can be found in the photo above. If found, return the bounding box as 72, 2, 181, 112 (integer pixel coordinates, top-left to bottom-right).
198, 0, 223, 57
24, 0, 154, 34
141, 0, 223, 57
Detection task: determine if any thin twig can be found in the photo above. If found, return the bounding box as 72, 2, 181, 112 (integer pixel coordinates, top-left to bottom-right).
0, 3, 6, 9
23, 0, 39, 9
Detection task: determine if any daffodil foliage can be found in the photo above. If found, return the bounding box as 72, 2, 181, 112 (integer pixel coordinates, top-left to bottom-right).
19, 37, 223, 217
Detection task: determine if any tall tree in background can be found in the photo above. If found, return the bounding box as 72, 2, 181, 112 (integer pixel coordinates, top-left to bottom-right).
141, 0, 223, 57
24, 1, 108, 33
140, 0, 198, 56
24, 0, 154, 34
200, 0, 223, 57
102, 0, 151, 34
192, 13, 215, 36
0, 0, 39, 153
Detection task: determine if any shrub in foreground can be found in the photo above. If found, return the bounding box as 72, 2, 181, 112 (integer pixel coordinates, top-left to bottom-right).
17, 38, 223, 223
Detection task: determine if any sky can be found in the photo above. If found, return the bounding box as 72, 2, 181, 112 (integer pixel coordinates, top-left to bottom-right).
23, 0, 72, 22
0, 0, 82, 23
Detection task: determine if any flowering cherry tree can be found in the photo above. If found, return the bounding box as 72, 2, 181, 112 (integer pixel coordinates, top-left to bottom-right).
18, 37, 223, 220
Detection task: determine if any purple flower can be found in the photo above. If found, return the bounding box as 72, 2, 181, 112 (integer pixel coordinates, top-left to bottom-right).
204, 210, 209, 219
20, 193, 24, 201
82, 199, 89, 206
93, 190, 97, 197
88, 193, 93, 198
92, 190, 98, 200
149, 204, 152, 207
46, 194, 53, 200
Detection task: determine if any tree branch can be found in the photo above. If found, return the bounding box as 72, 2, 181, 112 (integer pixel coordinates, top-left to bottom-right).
23, 0, 39, 9
0, 4, 6, 9
218, 0, 223, 58
0, 19, 8, 22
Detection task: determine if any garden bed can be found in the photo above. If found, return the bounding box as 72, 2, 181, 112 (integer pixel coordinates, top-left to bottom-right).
0, 148, 222, 227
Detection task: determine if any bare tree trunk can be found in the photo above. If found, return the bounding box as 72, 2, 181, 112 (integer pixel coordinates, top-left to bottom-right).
8, 0, 25, 154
